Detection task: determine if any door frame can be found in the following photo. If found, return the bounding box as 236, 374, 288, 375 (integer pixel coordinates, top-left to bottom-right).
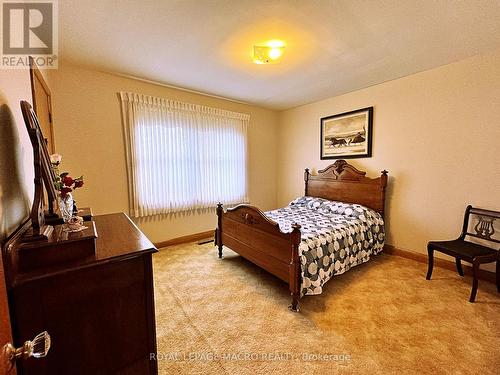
29, 56, 55, 154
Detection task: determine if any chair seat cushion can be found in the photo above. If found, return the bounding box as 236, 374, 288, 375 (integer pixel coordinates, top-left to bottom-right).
428, 239, 498, 261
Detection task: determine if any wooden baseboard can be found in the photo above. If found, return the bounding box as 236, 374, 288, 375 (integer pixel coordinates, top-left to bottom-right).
155, 230, 214, 249
155, 235, 496, 282
384, 244, 496, 284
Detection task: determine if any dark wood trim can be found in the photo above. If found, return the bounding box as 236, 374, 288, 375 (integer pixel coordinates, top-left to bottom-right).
384, 244, 496, 283
155, 230, 214, 249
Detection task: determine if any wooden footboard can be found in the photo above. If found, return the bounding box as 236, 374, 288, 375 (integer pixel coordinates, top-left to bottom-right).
215, 203, 302, 311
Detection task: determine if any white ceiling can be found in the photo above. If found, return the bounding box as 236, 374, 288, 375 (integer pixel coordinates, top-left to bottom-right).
59, 0, 500, 110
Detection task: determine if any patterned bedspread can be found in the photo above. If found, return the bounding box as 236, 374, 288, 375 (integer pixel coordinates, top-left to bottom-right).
265, 197, 385, 296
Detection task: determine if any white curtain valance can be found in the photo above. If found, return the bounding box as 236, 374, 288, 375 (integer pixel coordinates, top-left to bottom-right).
119, 92, 250, 121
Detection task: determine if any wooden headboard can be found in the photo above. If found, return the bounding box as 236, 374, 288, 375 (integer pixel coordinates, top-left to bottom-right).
304, 160, 388, 216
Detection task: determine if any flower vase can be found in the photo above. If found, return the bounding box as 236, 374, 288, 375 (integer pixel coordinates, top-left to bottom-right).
58, 193, 74, 223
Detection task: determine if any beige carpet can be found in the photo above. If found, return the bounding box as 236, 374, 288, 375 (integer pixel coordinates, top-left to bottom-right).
153, 242, 500, 375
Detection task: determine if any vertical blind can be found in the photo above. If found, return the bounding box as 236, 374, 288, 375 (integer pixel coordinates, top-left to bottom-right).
120, 92, 249, 218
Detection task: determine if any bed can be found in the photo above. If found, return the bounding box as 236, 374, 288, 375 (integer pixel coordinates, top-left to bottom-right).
215, 159, 388, 311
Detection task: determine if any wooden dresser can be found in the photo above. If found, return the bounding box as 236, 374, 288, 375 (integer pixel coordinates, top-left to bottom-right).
4, 213, 158, 375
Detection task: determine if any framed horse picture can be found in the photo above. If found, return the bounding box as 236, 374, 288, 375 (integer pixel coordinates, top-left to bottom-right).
320, 107, 373, 159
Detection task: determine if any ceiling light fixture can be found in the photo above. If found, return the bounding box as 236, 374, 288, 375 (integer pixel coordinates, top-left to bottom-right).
253, 40, 285, 64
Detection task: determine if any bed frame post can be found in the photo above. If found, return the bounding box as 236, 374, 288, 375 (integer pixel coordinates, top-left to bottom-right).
380, 170, 388, 218
304, 168, 310, 196
289, 223, 302, 312
216, 203, 223, 258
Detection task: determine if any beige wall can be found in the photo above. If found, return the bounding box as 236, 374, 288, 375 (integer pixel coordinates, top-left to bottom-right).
50, 64, 279, 243
0, 70, 35, 241
277, 50, 500, 268
48, 49, 500, 267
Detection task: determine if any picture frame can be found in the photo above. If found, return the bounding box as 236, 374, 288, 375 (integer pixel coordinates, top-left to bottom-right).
320, 106, 373, 159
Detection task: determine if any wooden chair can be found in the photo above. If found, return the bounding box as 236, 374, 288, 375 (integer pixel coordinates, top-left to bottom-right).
426, 205, 500, 302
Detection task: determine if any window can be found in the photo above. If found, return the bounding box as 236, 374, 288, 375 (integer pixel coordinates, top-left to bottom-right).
120, 92, 249, 217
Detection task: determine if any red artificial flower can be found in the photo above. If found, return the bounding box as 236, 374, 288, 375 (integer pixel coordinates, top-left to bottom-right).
60, 187, 73, 198
62, 175, 74, 187
74, 180, 84, 188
